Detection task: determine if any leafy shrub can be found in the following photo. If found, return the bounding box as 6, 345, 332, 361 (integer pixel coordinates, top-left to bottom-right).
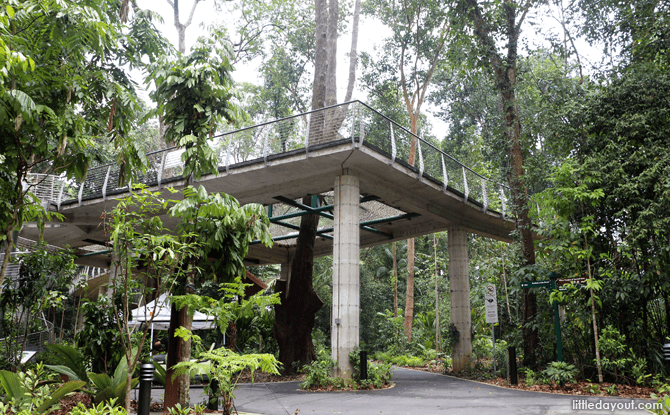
521, 367, 537, 386
422, 348, 438, 361
301, 349, 337, 389
372, 352, 424, 367
0, 363, 85, 414
583, 381, 601, 394
472, 336, 493, 360
441, 356, 453, 371
173, 343, 281, 415
493, 340, 508, 377
70, 400, 127, 415
543, 361, 578, 385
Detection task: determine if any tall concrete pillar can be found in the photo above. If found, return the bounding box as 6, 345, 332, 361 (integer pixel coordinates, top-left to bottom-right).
449, 225, 472, 371
331, 174, 360, 378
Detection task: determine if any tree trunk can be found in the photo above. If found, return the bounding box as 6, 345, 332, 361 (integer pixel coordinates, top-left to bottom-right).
460, 0, 537, 367
403, 115, 419, 340
164, 303, 187, 409
404, 238, 415, 340
392, 242, 398, 317
273, 200, 323, 374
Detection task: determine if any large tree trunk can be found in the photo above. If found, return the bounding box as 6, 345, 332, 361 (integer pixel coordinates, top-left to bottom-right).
403, 114, 419, 340
273, 201, 323, 374
164, 303, 187, 409
500, 70, 538, 368
460, 0, 537, 367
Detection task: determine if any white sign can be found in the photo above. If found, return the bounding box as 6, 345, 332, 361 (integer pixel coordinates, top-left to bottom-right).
484, 283, 499, 324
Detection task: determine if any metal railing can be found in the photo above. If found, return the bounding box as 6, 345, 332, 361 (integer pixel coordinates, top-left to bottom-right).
26, 101, 511, 216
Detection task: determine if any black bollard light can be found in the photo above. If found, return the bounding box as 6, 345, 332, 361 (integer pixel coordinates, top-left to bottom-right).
207, 379, 219, 411
508, 347, 517, 385
360, 350, 368, 381
138, 362, 154, 415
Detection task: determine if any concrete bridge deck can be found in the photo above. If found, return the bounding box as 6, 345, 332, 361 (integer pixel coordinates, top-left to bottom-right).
21, 101, 514, 269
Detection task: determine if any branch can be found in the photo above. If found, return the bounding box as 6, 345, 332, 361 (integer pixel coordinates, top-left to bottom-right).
343, 0, 361, 103
184, 0, 202, 28
515, 0, 533, 34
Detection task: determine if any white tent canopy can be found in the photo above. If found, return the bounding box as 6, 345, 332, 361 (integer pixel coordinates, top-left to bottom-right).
129, 294, 217, 331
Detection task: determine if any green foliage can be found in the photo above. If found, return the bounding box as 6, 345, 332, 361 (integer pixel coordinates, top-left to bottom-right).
172, 279, 280, 340
543, 361, 578, 385
0, 363, 85, 414
45, 344, 89, 383
70, 400, 127, 415
146, 35, 239, 180
172, 345, 280, 415
372, 351, 424, 367
605, 384, 618, 396
583, 381, 601, 395
0, 0, 170, 291
375, 309, 408, 356
0, 244, 78, 367
151, 360, 167, 387
75, 296, 124, 375
521, 367, 537, 387
87, 357, 139, 405
300, 348, 337, 389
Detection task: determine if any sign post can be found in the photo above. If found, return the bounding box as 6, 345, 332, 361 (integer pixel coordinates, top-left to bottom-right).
520, 273, 568, 363
485, 284, 498, 373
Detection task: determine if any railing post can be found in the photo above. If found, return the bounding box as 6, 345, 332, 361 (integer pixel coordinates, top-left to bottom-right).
441, 154, 448, 191
481, 178, 488, 212
417, 140, 424, 180
390, 122, 396, 165
102, 166, 111, 201
263, 127, 270, 167
358, 105, 364, 148
77, 180, 84, 207
225, 140, 233, 174
57, 181, 65, 211
305, 114, 311, 157
462, 167, 469, 203
157, 150, 167, 187
500, 186, 507, 219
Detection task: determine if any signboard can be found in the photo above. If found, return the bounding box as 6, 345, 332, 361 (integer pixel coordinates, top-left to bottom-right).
484, 283, 498, 324
556, 277, 588, 287
520, 280, 552, 289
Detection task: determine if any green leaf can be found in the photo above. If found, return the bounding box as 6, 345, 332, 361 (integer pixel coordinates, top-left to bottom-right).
36, 380, 86, 413
0, 370, 23, 400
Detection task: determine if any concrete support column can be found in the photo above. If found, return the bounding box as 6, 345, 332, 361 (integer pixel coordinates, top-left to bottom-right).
448, 225, 472, 371
331, 174, 360, 378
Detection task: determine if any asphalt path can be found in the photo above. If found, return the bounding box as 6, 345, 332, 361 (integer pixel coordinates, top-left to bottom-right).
231, 368, 656, 415
144, 368, 657, 414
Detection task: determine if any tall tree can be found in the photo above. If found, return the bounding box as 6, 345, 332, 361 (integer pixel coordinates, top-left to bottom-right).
273, 0, 361, 374
0, 0, 169, 297
146, 34, 240, 407
362, 0, 452, 340
455, 0, 540, 366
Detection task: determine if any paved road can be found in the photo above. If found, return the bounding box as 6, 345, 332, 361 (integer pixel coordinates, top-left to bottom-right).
231, 368, 655, 415
142, 368, 656, 414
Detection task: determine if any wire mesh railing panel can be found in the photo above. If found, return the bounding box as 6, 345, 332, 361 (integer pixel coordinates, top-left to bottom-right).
359, 108, 393, 156
161, 148, 185, 182
81, 165, 111, 200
